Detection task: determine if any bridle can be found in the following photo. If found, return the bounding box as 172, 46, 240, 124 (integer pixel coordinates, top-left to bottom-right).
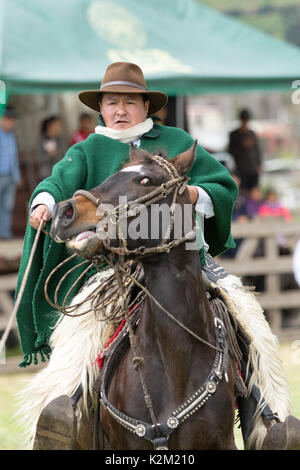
44, 156, 196, 318
73, 155, 198, 259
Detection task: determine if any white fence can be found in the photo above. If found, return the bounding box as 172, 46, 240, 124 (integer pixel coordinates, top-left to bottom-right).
221, 219, 300, 340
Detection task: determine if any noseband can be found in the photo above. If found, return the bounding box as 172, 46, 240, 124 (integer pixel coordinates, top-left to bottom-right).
73, 155, 198, 259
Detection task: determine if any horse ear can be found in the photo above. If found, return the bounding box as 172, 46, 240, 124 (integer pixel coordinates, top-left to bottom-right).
170, 140, 198, 176
129, 143, 141, 163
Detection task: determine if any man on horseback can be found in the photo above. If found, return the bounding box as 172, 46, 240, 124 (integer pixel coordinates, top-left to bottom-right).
16, 62, 300, 450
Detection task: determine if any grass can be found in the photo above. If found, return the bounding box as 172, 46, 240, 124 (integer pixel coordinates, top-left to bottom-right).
0, 343, 299, 450
0, 373, 29, 450
197, 0, 300, 44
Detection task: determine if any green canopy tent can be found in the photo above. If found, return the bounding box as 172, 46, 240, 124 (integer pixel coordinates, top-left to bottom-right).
1, 0, 300, 98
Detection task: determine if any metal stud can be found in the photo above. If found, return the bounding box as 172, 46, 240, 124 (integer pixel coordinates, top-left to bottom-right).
206, 381, 217, 394
135, 424, 146, 437
167, 417, 179, 429
214, 368, 222, 379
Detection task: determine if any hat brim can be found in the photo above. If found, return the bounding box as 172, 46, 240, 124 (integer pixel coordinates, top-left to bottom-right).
78, 85, 168, 116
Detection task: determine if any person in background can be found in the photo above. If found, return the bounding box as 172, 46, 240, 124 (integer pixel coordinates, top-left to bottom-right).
220, 172, 248, 259
259, 188, 292, 255
37, 116, 65, 181
0, 106, 21, 239
70, 113, 94, 146
229, 109, 262, 191
259, 188, 292, 221
231, 172, 248, 223
245, 186, 263, 219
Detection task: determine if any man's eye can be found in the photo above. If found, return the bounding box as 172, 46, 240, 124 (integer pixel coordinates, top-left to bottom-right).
139, 177, 151, 185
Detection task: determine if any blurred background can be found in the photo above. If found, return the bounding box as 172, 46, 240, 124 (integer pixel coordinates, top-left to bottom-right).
1, 0, 300, 450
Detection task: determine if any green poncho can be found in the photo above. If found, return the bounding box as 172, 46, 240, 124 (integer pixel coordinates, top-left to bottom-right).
16, 122, 237, 367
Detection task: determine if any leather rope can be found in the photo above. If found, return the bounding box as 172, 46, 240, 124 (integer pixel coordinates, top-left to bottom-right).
105, 256, 158, 427
0, 219, 44, 358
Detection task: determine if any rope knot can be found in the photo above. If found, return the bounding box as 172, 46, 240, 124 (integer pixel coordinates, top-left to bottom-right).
209, 285, 221, 299
133, 356, 145, 371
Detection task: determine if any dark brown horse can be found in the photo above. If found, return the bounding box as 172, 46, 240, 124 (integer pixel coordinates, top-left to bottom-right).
49, 142, 237, 450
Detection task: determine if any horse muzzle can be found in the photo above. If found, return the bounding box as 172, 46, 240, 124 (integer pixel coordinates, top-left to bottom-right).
50, 200, 77, 242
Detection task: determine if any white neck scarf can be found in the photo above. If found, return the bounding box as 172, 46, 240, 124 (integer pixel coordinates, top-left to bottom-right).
94, 118, 153, 144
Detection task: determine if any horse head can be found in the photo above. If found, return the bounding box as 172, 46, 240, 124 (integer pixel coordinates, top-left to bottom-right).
50, 141, 198, 259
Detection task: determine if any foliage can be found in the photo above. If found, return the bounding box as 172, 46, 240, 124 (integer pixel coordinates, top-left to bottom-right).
197, 0, 300, 47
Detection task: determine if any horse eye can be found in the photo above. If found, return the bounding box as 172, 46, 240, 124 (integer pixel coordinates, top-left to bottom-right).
139, 177, 151, 185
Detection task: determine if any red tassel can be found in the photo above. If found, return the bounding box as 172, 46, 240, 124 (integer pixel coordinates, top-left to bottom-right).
95, 355, 105, 370
94, 304, 141, 370
95, 318, 127, 370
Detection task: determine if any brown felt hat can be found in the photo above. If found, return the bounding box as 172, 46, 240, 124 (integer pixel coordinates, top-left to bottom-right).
78, 62, 168, 116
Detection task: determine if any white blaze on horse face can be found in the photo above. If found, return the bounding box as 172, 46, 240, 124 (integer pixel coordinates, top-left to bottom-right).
120, 164, 144, 173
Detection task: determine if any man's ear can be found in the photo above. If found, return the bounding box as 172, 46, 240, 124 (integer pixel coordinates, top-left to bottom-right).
144, 99, 150, 116
170, 140, 198, 176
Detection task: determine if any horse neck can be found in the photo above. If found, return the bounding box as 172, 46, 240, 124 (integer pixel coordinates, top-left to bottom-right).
140, 244, 214, 350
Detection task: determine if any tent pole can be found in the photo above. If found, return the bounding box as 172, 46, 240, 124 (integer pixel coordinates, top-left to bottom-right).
176, 95, 185, 130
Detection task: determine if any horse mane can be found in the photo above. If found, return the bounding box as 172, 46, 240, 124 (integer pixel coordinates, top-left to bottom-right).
121, 147, 168, 170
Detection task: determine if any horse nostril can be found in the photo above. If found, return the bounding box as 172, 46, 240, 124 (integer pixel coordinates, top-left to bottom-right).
65, 207, 74, 218
60, 201, 76, 227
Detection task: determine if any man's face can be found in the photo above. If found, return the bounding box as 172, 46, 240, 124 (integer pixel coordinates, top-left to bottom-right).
1, 116, 16, 132
100, 93, 150, 130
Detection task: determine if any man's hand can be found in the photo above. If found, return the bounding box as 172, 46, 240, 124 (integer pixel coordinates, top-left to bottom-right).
30, 204, 51, 230
187, 185, 199, 205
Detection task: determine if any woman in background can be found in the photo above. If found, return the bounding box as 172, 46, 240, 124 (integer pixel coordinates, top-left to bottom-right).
37, 116, 66, 181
